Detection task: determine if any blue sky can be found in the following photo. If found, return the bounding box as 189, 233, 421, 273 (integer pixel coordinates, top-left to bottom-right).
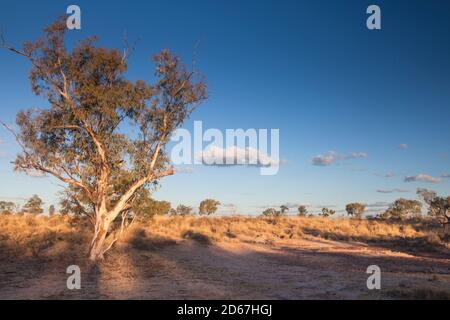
0, 0, 449, 215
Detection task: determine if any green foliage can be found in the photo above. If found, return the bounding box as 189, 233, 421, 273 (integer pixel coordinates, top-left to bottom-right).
22, 194, 44, 215
0, 201, 16, 214
58, 188, 91, 217
383, 198, 422, 221
297, 205, 308, 217
320, 207, 335, 217
199, 199, 220, 216
262, 208, 279, 217
345, 202, 366, 219
378, 211, 390, 220
134, 193, 171, 220
262, 206, 288, 217
417, 188, 450, 226
2, 17, 206, 223
175, 205, 193, 216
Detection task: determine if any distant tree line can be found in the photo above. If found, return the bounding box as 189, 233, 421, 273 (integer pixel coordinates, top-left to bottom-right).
258, 189, 449, 228
0, 194, 223, 219
3, 188, 449, 229
0, 194, 46, 215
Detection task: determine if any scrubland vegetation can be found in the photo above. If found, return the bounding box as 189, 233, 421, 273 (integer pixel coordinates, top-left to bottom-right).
1, 214, 448, 257
0, 17, 449, 300
0, 213, 449, 299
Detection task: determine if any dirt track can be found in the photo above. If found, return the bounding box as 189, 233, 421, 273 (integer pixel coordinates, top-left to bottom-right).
1, 235, 449, 299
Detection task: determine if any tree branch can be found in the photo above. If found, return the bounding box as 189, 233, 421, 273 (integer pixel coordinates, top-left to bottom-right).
1, 121, 94, 200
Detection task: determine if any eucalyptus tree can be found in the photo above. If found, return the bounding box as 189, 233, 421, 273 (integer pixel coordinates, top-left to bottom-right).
199, 199, 221, 216
417, 188, 450, 227
297, 205, 308, 217
384, 198, 422, 221
345, 203, 366, 219
1, 18, 206, 260
21, 194, 44, 215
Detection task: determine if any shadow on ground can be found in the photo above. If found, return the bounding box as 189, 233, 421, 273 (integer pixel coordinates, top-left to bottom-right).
0, 228, 449, 299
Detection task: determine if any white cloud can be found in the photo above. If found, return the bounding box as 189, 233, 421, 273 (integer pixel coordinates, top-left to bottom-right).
365, 201, 391, 208
315, 204, 337, 208
441, 173, 450, 179
376, 188, 409, 194
222, 203, 236, 208
312, 151, 368, 166
398, 143, 408, 150
196, 145, 280, 167
374, 172, 396, 178
404, 174, 442, 184
312, 151, 338, 166
351, 152, 368, 158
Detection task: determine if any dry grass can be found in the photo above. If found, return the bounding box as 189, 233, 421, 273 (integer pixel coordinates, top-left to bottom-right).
131, 215, 449, 250
0, 214, 448, 300
0, 214, 89, 257
1, 214, 448, 254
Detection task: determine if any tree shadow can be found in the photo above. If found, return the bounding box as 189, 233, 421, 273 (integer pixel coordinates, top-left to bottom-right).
1, 226, 449, 299
0, 229, 106, 299
301, 227, 450, 260
181, 230, 212, 245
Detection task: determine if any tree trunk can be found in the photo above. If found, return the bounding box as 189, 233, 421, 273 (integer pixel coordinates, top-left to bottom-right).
88, 213, 110, 261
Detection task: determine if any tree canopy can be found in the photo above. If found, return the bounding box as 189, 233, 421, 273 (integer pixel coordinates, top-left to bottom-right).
417, 188, 450, 226
297, 205, 308, 217
345, 203, 366, 219
199, 199, 220, 216
320, 207, 335, 217
0, 201, 16, 214
383, 198, 422, 221
21, 194, 44, 215
1, 18, 207, 260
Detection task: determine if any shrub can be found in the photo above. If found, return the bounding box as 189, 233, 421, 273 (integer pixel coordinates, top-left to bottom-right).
199, 199, 220, 216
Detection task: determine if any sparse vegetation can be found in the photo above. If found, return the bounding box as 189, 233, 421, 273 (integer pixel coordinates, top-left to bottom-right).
320, 207, 335, 217
262, 205, 289, 217
297, 205, 308, 217
21, 195, 44, 215
1, 214, 447, 252
175, 205, 194, 216
383, 198, 422, 221
0, 213, 448, 299
0, 201, 16, 215
280, 205, 289, 215
199, 199, 220, 216
345, 203, 365, 219
132, 189, 171, 220
417, 188, 450, 227
0, 12, 449, 301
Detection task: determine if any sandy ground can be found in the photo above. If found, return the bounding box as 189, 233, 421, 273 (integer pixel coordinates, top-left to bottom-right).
0, 235, 449, 299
